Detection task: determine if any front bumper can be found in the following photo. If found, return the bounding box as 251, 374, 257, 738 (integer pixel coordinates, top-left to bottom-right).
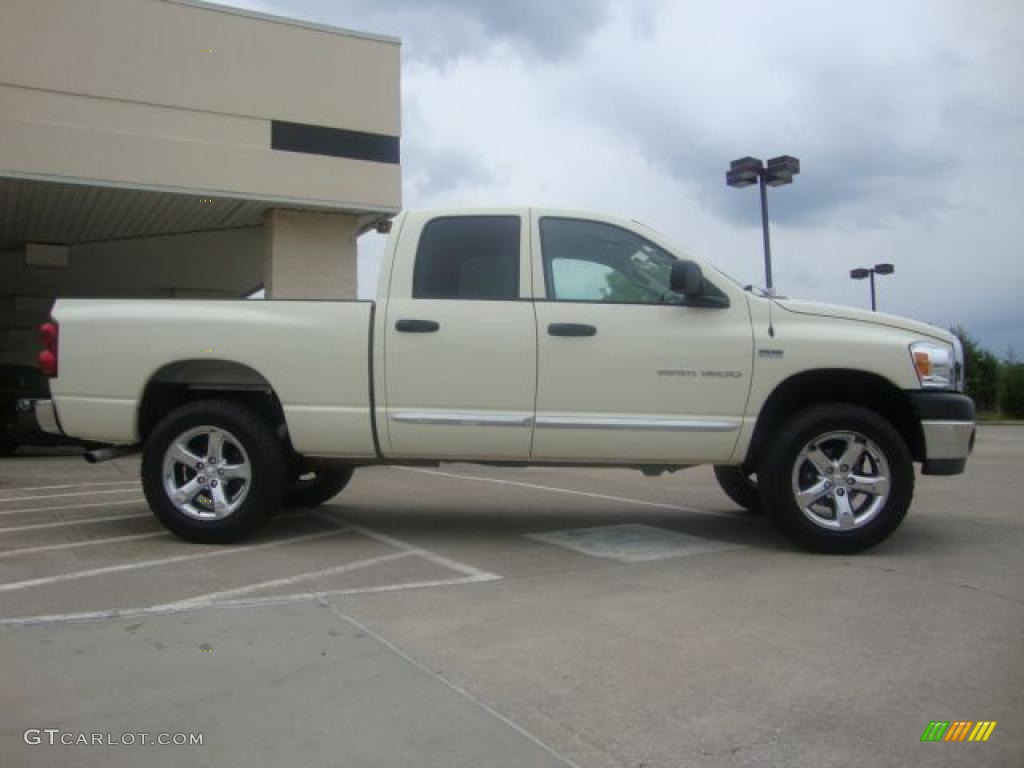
908, 392, 975, 476
17, 398, 64, 436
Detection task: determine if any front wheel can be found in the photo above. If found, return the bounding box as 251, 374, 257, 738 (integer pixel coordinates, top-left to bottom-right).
758, 403, 914, 554
141, 400, 286, 543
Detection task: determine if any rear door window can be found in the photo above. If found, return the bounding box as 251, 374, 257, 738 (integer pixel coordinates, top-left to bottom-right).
413, 216, 521, 300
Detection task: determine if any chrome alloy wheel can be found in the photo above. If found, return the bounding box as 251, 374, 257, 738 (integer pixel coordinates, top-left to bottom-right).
790, 430, 891, 532
161, 425, 252, 520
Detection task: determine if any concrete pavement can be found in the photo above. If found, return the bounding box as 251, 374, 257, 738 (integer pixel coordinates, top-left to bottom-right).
1, 427, 1021, 766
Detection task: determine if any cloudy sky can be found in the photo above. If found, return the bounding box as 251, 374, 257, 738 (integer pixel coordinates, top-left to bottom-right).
231, 0, 1021, 355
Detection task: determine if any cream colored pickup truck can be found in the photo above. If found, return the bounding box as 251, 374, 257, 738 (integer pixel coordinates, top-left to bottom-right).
31, 209, 975, 553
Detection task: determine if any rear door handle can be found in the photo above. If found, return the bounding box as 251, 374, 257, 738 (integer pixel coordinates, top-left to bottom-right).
548, 323, 597, 337
393, 319, 438, 333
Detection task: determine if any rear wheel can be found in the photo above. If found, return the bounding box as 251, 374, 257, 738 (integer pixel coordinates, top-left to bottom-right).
758, 403, 913, 554
713, 465, 762, 514
141, 400, 285, 543
285, 462, 354, 507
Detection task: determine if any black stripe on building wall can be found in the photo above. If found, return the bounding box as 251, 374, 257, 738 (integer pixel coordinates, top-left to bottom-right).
271, 120, 400, 164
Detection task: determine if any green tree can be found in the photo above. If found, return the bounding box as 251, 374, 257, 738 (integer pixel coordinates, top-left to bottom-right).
950, 325, 1001, 411
1001, 364, 1024, 418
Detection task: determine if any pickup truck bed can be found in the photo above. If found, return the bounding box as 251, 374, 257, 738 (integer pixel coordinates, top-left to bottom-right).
51, 299, 376, 457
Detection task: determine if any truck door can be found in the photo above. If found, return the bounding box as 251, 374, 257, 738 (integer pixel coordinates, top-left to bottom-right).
530, 214, 753, 463
382, 212, 536, 459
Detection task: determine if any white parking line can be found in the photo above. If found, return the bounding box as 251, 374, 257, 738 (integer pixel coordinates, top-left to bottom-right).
213, 574, 500, 608
151, 550, 414, 610
0, 520, 502, 626
0, 480, 138, 495
319, 513, 501, 581
0, 531, 169, 559
0, 527, 350, 593
0, 512, 151, 534
0, 498, 145, 518
0, 605, 187, 626
0, 573, 498, 627
398, 467, 749, 521
0, 488, 140, 504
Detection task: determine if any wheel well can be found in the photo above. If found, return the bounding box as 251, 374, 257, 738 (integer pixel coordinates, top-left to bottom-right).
137, 360, 288, 445
745, 369, 924, 469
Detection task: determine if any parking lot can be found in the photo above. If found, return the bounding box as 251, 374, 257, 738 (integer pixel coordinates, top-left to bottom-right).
2, 427, 1021, 767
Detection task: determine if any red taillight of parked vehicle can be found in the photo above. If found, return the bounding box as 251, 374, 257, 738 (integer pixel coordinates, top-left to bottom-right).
38, 321, 59, 377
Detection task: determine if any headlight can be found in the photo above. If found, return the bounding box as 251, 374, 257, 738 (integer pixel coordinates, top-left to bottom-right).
910, 341, 955, 389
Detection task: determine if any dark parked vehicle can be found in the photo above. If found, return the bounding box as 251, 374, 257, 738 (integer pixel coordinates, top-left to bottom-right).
1, 363, 92, 455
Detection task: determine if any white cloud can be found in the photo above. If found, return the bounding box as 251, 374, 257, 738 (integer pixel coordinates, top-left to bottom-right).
232, 0, 1023, 354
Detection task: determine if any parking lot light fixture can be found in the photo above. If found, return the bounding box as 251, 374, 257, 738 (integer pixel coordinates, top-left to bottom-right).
726, 157, 763, 188
849, 263, 895, 311
726, 154, 801, 295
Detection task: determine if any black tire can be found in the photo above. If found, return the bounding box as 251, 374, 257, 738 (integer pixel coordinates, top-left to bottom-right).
0, 441, 17, 457
758, 403, 914, 554
285, 462, 354, 507
713, 465, 763, 514
141, 399, 286, 544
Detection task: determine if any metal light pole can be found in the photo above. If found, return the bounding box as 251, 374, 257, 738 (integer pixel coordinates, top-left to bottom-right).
726, 155, 800, 295
849, 263, 894, 311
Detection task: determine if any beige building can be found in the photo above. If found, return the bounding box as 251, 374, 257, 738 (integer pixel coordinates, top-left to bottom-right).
0, 0, 401, 366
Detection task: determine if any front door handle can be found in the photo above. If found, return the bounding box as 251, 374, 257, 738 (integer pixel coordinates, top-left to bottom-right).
548, 323, 597, 337
396, 319, 440, 333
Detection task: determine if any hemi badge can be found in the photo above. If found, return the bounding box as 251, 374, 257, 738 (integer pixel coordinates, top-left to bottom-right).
758, 349, 784, 358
